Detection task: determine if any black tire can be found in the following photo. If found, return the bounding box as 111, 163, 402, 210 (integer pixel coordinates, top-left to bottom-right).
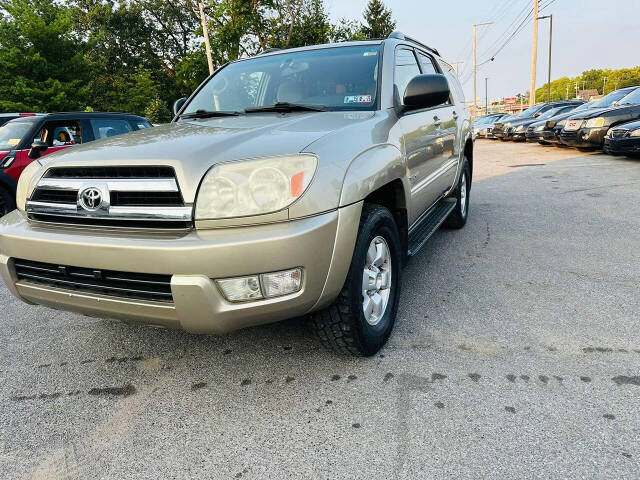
310, 204, 402, 356
443, 158, 471, 229
0, 186, 16, 217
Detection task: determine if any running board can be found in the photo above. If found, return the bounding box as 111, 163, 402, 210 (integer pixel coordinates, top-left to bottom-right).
407, 198, 456, 256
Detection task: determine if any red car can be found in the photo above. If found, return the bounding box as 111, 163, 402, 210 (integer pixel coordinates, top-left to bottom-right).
0, 112, 152, 216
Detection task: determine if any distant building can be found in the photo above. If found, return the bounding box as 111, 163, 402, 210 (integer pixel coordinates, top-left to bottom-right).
578, 89, 599, 101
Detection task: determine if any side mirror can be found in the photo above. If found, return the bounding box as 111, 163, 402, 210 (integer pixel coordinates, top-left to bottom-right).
28, 140, 48, 159
534, 112, 542, 117
173, 97, 187, 116
402, 74, 450, 112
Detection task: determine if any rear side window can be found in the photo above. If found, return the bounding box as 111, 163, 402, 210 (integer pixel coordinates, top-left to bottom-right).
394, 48, 421, 105
90, 119, 133, 140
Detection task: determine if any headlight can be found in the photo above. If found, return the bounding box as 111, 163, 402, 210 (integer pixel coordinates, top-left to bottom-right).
585, 117, 605, 128
515, 125, 524, 132
630, 129, 640, 137
195, 154, 317, 220
504, 123, 511, 128
536, 125, 545, 131
15, 160, 43, 212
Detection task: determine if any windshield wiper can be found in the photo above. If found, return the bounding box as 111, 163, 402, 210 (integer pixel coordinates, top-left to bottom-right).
245, 102, 327, 113
179, 109, 242, 119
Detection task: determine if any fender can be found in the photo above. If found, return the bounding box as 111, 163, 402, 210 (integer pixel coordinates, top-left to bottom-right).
339, 144, 408, 208
0, 172, 17, 196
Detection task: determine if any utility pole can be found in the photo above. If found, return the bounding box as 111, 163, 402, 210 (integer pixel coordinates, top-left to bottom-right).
575, 81, 579, 99
485, 77, 489, 114
529, 0, 540, 107
566, 83, 569, 100
603, 77, 608, 95
452, 61, 464, 76
198, 1, 214, 75
538, 14, 552, 102
473, 22, 493, 117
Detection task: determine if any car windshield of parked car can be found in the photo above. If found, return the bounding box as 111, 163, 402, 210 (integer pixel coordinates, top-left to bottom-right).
182, 45, 381, 114
590, 89, 636, 109
0, 121, 31, 150
538, 107, 564, 120
616, 87, 640, 106
518, 104, 544, 117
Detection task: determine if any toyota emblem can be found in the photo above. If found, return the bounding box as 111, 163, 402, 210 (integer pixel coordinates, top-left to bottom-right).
79, 187, 103, 211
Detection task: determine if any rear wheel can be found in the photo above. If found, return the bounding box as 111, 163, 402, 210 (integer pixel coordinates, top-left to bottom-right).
310, 204, 402, 356
0, 186, 16, 217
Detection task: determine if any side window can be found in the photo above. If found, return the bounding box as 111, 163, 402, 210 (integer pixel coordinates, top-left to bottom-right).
394, 48, 421, 105
417, 52, 437, 75
90, 119, 133, 140
35, 121, 82, 146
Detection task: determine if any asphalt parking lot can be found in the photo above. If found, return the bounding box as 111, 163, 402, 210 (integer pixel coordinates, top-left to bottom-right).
1, 140, 639, 480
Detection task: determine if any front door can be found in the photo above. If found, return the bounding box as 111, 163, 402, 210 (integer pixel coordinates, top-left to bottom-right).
395, 47, 451, 226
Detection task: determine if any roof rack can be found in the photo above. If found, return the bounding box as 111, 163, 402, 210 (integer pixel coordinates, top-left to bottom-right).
387, 31, 440, 57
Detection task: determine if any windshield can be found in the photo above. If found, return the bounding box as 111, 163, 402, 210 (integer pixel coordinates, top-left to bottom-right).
518, 104, 545, 117
573, 102, 593, 112
538, 107, 564, 120
0, 121, 32, 151
182, 45, 381, 115
616, 87, 640, 106
590, 88, 636, 108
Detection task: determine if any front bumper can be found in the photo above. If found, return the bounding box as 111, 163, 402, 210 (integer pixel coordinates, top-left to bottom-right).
604, 137, 640, 156
0, 205, 362, 334
559, 127, 608, 148
510, 129, 526, 142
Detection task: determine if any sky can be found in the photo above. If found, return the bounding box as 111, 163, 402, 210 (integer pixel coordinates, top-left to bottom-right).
326, 0, 640, 102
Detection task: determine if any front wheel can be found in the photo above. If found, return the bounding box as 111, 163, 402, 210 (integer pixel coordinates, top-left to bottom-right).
443, 158, 471, 229
310, 204, 402, 356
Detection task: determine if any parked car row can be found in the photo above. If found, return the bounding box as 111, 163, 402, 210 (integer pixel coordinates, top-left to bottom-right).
0, 112, 152, 215
477, 85, 640, 159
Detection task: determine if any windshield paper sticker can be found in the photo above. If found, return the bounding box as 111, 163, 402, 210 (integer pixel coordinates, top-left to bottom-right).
344, 95, 372, 104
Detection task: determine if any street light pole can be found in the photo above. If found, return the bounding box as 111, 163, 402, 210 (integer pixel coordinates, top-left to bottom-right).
538, 14, 553, 102
485, 77, 489, 114
473, 22, 493, 117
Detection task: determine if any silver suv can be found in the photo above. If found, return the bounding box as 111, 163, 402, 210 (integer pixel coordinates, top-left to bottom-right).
0, 32, 473, 356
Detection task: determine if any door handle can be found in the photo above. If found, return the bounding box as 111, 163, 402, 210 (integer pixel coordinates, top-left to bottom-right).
452, 111, 458, 119
433, 116, 441, 127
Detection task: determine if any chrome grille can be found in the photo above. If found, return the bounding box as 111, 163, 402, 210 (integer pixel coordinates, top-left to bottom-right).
14, 259, 173, 302
45, 166, 175, 179
26, 166, 192, 229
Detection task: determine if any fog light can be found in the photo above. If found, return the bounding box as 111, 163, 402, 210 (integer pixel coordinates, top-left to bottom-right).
216, 275, 262, 302
261, 268, 303, 298
216, 268, 303, 303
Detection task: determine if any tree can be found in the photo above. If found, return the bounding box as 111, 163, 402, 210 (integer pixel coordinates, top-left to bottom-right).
361, 0, 395, 39
145, 95, 172, 123
0, 0, 91, 112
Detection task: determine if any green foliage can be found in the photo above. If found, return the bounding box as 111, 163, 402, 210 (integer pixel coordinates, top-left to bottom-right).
145, 96, 172, 124
0, 0, 397, 114
535, 66, 640, 102
361, 0, 396, 39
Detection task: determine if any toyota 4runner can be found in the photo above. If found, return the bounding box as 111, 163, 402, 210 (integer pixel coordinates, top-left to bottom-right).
0, 33, 473, 356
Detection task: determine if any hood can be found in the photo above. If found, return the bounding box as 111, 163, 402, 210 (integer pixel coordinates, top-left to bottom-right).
610, 119, 640, 131
36, 111, 375, 202
570, 104, 640, 120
